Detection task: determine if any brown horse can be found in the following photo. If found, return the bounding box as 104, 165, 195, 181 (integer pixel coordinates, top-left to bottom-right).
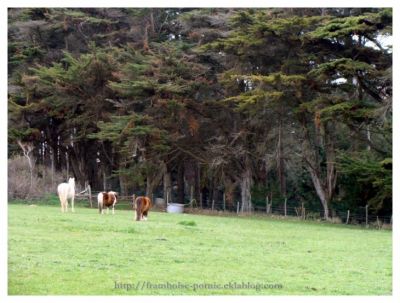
133, 195, 152, 221
98, 191, 118, 214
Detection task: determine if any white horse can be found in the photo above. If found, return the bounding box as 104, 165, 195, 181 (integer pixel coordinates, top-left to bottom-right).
57, 178, 75, 213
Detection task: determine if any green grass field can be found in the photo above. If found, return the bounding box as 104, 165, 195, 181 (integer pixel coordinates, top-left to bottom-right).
8, 204, 392, 295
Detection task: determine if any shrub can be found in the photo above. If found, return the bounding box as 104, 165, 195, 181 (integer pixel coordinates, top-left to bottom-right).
8, 156, 66, 199
178, 220, 197, 227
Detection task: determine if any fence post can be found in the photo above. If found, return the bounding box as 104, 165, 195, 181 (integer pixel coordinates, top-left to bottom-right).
236, 201, 239, 215
365, 204, 369, 227
200, 193, 202, 209
284, 198, 287, 217
212, 199, 215, 211
301, 202, 305, 220
346, 210, 350, 224
267, 203, 271, 214
223, 193, 226, 211
88, 184, 92, 208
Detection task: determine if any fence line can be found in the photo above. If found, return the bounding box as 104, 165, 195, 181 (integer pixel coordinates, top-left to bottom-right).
8, 192, 392, 227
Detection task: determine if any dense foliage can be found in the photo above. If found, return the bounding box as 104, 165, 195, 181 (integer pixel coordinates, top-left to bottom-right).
8, 8, 392, 219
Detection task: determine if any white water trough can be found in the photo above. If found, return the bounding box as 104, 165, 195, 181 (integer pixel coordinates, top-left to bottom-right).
166, 203, 185, 214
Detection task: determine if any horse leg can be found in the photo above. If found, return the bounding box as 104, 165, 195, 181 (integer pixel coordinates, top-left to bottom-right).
143, 210, 148, 221
112, 203, 115, 215
60, 195, 66, 212
71, 196, 75, 212
107, 207, 109, 215
136, 199, 141, 221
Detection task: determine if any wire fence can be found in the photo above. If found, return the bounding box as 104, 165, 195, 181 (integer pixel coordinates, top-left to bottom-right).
8, 192, 392, 229
187, 198, 392, 227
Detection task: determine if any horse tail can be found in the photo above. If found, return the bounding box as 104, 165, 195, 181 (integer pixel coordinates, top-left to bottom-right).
97, 192, 103, 214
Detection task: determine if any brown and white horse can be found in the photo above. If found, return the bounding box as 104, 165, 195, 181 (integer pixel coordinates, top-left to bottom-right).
98, 191, 118, 214
133, 195, 152, 221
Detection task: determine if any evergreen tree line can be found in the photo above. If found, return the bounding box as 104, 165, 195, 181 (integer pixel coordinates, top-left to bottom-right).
8, 8, 392, 219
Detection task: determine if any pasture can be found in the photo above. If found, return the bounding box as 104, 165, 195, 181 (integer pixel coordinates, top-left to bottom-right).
8, 203, 392, 295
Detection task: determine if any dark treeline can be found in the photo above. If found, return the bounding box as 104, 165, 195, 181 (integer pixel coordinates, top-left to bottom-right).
8, 8, 392, 219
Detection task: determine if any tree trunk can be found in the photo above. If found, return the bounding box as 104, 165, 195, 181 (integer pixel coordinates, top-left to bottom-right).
276, 118, 286, 197
163, 162, 172, 204
65, 150, 69, 179
325, 135, 337, 202
301, 118, 336, 221
119, 173, 126, 196
103, 170, 107, 191
149, 10, 155, 33
143, 22, 150, 51
213, 186, 218, 209
240, 167, 252, 212
145, 164, 164, 202
17, 140, 34, 197
50, 146, 55, 190
146, 175, 154, 202
68, 146, 86, 187
307, 166, 330, 220
224, 178, 236, 210
194, 161, 201, 205
177, 162, 185, 204
208, 177, 214, 208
